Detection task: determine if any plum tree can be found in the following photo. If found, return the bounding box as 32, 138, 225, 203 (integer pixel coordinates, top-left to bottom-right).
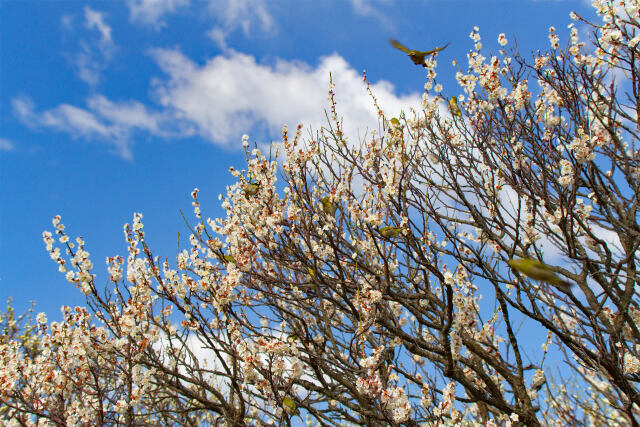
2, 1, 639, 425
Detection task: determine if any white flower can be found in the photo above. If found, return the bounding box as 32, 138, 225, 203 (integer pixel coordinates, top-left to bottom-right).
624, 353, 640, 374
36, 312, 47, 324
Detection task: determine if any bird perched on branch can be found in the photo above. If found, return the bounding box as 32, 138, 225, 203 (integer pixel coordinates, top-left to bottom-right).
389, 38, 450, 67
320, 196, 337, 216
213, 249, 237, 265
378, 226, 404, 239
449, 96, 462, 117
282, 396, 300, 416
305, 267, 320, 291
243, 183, 260, 197
508, 258, 572, 291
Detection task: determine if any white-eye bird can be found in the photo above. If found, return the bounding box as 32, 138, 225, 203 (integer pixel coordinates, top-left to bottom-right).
390, 38, 450, 68
305, 268, 319, 290
321, 196, 337, 216
282, 396, 299, 416
222, 254, 237, 264
508, 258, 572, 291
449, 96, 462, 117
243, 183, 260, 197
378, 226, 404, 239
214, 250, 237, 265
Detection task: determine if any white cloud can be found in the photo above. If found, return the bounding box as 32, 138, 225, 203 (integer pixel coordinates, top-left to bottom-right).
206, 27, 229, 50
13, 49, 422, 159
210, 0, 273, 34
11, 96, 187, 159
87, 95, 166, 133
84, 6, 113, 49
0, 138, 14, 151
68, 7, 116, 85
149, 49, 422, 148
127, 0, 190, 27
12, 96, 129, 157
206, 0, 274, 49
126, 0, 275, 48
13, 97, 106, 134
349, 0, 392, 27
73, 43, 103, 86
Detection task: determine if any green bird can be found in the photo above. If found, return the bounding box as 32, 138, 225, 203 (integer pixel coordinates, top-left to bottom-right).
321, 196, 337, 216
305, 268, 320, 290
508, 258, 572, 291
243, 183, 260, 197
378, 226, 404, 239
449, 96, 462, 117
222, 254, 237, 264
390, 38, 450, 67
282, 396, 300, 416
214, 250, 237, 265
304, 267, 317, 284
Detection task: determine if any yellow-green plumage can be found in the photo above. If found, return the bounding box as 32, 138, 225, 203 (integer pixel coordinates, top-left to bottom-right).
321, 196, 337, 216
305, 268, 319, 290
244, 183, 260, 197
222, 255, 237, 264
390, 38, 450, 68
508, 258, 572, 291
378, 226, 404, 239
282, 396, 299, 415
215, 251, 237, 265
449, 96, 462, 117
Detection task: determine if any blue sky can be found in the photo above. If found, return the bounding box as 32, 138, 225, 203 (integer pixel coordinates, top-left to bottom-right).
0, 0, 596, 319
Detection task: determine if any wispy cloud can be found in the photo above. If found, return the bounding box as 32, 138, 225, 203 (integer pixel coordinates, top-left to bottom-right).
126, 0, 274, 48
349, 0, 392, 28
11, 96, 188, 159
84, 6, 113, 49
0, 138, 14, 152
206, 0, 275, 50
72, 44, 104, 86
68, 7, 116, 85
60, 14, 74, 31
126, 0, 190, 28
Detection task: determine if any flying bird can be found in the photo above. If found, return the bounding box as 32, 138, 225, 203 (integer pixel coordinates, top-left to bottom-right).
508, 258, 572, 292
389, 38, 450, 67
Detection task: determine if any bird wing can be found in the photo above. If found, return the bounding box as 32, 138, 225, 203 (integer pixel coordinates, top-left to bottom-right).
389, 38, 411, 53
417, 42, 450, 56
